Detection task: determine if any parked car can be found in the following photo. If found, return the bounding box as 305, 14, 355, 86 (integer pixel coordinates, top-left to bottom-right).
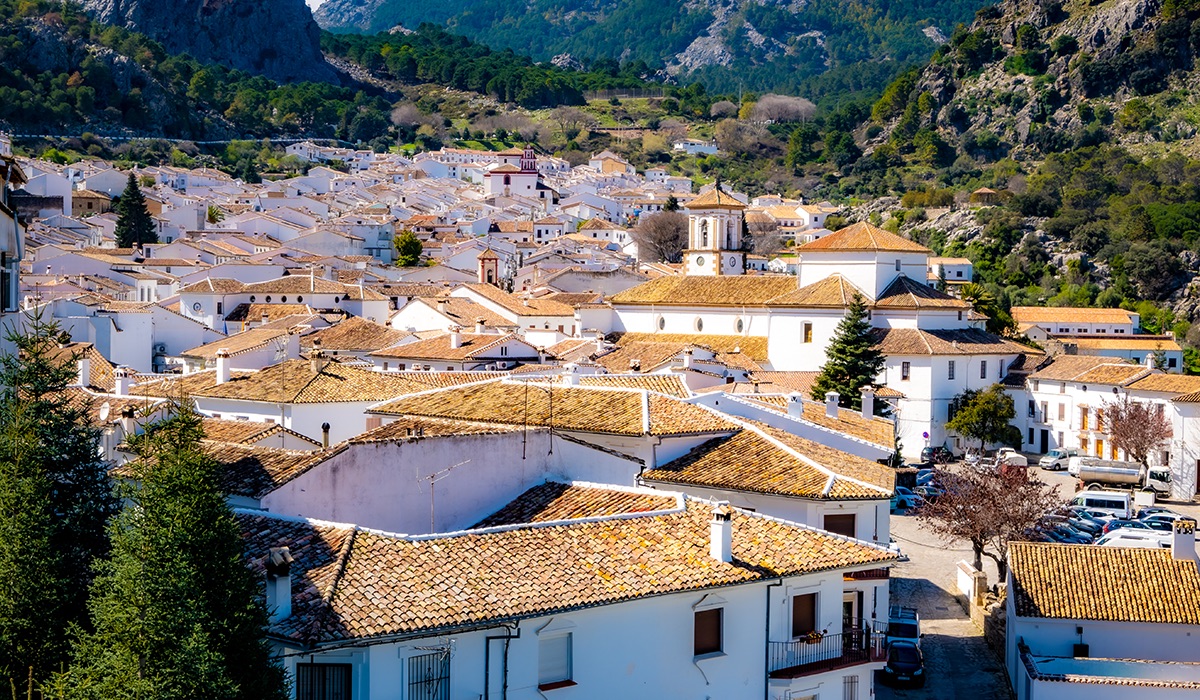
1096, 529, 1172, 548
1047, 524, 1092, 544
1067, 505, 1116, 523
1138, 507, 1184, 520
1139, 514, 1198, 531
891, 487, 925, 512
916, 469, 936, 486
915, 485, 944, 503
1102, 519, 1154, 535
882, 641, 926, 687
886, 606, 922, 649
921, 446, 954, 465
1044, 513, 1101, 536
1039, 448, 1078, 471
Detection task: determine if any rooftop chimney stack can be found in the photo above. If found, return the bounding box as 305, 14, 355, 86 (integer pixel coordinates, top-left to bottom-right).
449, 326, 462, 349
1172, 519, 1197, 565
709, 503, 733, 563
321, 422, 330, 449
475, 318, 485, 335
825, 391, 840, 420
119, 405, 136, 439
265, 546, 294, 623
76, 355, 91, 388
861, 387, 875, 420
787, 392, 804, 419
563, 362, 579, 386
114, 367, 132, 396
683, 349, 694, 369
310, 347, 328, 374
215, 349, 231, 385
438, 299, 450, 315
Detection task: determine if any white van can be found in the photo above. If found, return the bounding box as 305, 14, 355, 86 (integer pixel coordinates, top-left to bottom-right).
1071, 490, 1132, 519
1096, 530, 1171, 548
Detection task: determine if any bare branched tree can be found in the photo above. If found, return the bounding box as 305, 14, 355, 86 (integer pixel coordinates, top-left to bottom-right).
390, 103, 428, 128
917, 469, 1060, 578
747, 217, 787, 255
709, 100, 738, 119
550, 107, 595, 141
750, 94, 817, 123
632, 211, 688, 263
1101, 395, 1173, 466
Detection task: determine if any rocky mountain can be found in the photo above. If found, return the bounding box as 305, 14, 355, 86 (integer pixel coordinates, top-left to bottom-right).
82, 0, 337, 83
314, 0, 988, 93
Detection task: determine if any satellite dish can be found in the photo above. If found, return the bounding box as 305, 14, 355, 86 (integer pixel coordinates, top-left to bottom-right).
98, 402, 111, 422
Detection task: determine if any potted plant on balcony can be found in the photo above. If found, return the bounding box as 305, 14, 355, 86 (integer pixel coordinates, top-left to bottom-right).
804, 629, 826, 644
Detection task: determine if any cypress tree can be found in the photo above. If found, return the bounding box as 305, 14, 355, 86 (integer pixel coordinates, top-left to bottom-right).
811, 292, 886, 411
114, 173, 157, 248
0, 313, 116, 686
65, 406, 287, 700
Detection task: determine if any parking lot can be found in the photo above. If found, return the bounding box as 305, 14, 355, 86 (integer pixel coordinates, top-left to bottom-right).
876, 459, 1200, 699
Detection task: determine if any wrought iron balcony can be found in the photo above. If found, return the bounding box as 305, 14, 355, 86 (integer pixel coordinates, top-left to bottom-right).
768, 620, 888, 679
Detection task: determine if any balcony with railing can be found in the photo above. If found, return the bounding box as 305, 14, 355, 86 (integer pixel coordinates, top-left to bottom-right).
768, 619, 888, 679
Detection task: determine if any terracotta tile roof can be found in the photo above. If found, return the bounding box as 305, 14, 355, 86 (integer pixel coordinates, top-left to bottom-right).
608, 276, 797, 306
301, 317, 409, 353
797, 222, 929, 253
739, 396, 895, 449
114, 440, 338, 499
369, 282, 449, 298
182, 328, 291, 361
873, 276, 970, 309
237, 499, 896, 643
1027, 354, 1129, 382
461, 284, 575, 317
616, 332, 769, 362
643, 422, 894, 499
593, 340, 690, 373
577, 374, 691, 398
1128, 374, 1200, 396
180, 277, 245, 294
348, 416, 528, 443
133, 360, 430, 404
1060, 335, 1181, 352
1009, 541, 1200, 624
748, 371, 819, 395
544, 338, 596, 363
579, 217, 621, 230
870, 328, 1037, 356
48, 342, 116, 392
1071, 364, 1152, 386
369, 380, 737, 436
224, 303, 314, 323
1012, 306, 1136, 325
58, 388, 160, 426
766, 274, 866, 307
400, 371, 512, 388
368, 332, 536, 362
685, 188, 746, 209
473, 482, 680, 527
243, 276, 387, 301
200, 418, 321, 447
539, 292, 603, 306
410, 297, 513, 328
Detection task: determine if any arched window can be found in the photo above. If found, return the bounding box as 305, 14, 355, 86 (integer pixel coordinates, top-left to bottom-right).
503, 174, 511, 186
700, 220, 708, 248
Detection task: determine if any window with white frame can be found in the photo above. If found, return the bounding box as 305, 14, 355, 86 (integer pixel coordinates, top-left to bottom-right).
948, 360, 955, 380
538, 633, 573, 689
694, 608, 723, 656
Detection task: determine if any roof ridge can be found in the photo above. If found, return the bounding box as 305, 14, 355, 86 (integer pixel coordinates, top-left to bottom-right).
732, 418, 890, 495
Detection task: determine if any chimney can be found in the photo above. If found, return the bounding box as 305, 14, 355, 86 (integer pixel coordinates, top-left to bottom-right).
449, 326, 462, 349
215, 349, 231, 385
537, 346, 546, 364
709, 503, 733, 563
437, 298, 450, 315
265, 546, 294, 623
1145, 354, 1156, 368
321, 422, 330, 449
563, 362, 579, 385
76, 355, 91, 388
861, 387, 875, 420
595, 333, 605, 354
1172, 519, 1197, 564
310, 347, 329, 374
629, 358, 641, 372
114, 367, 132, 396
824, 391, 840, 419
475, 317, 485, 334
787, 391, 804, 418
683, 349, 694, 369
261, 312, 269, 326
119, 405, 136, 438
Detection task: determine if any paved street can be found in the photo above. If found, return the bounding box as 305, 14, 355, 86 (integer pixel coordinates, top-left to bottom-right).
876, 512, 1012, 700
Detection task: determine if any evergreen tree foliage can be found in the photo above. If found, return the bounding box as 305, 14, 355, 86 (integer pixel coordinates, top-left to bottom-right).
114, 174, 157, 248
0, 313, 115, 687
64, 406, 287, 700
394, 229, 424, 266
811, 293, 885, 411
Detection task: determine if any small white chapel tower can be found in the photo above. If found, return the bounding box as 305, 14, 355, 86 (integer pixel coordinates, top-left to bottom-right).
683, 180, 746, 276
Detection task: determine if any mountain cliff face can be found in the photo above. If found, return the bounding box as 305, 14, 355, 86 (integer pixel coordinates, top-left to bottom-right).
83, 0, 338, 83
314, 0, 986, 93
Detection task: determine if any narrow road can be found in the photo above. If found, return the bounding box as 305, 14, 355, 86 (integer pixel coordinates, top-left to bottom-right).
876, 514, 1012, 699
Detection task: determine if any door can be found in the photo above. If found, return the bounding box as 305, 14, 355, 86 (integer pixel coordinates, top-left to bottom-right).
1040, 429, 1049, 454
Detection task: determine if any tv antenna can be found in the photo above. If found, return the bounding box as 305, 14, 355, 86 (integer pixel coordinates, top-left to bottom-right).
420, 459, 471, 531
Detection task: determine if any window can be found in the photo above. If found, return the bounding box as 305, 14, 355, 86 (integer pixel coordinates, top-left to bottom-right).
803, 322, 813, 343
1080, 437, 1088, 452
980, 361, 987, 379
736, 318, 744, 333
791, 594, 817, 638
948, 360, 955, 380
895, 259, 901, 271
1028, 428, 1034, 445
538, 634, 573, 690
1027, 400, 1035, 418
1170, 357, 1179, 368
1058, 403, 1065, 421
657, 316, 665, 331
281, 296, 288, 302
823, 514, 856, 537
695, 317, 704, 332
216, 302, 223, 315
1080, 407, 1089, 431
295, 663, 351, 700
694, 608, 722, 656
1095, 439, 1104, 457
901, 362, 910, 381
408, 652, 450, 700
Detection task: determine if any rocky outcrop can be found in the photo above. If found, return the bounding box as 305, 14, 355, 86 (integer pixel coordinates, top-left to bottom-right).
314, 0, 389, 32
82, 0, 337, 83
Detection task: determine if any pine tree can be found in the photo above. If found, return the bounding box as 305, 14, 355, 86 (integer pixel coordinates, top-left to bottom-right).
114, 173, 157, 248
0, 313, 116, 686
811, 293, 885, 411
65, 406, 287, 700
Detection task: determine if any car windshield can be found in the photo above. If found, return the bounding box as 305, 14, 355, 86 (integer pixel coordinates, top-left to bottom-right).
890, 645, 920, 664
889, 623, 918, 638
